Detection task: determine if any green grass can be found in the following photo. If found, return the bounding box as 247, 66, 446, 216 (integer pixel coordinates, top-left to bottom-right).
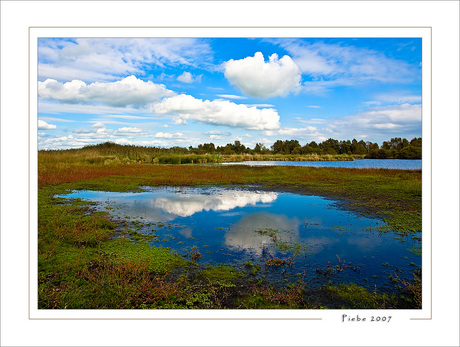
198, 265, 243, 284
40, 163, 421, 235
37, 149, 422, 309
324, 283, 399, 309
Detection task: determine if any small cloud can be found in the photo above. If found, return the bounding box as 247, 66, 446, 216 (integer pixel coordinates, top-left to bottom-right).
245, 104, 275, 108
114, 127, 147, 136
373, 123, 402, 129
294, 117, 327, 124
92, 122, 105, 128
217, 94, 248, 100
205, 130, 231, 140
370, 92, 422, 105
73, 127, 94, 134
307, 105, 321, 108
38, 120, 56, 130
363, 101, 382, 106
173, 117, 188, 125
177, 72, 202, 84
154, 132, 183, 138
262, 126, 318, 138
177, 72, 193, 83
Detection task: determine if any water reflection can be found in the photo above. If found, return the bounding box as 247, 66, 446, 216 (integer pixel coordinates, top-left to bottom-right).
151, 189, 278, 217
59, 186, 421, 291
65, 187, 277, 222
225, 212, 300, 254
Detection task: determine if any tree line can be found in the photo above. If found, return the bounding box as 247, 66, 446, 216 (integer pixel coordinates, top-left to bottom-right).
73, 137, 421, 160
189, 137, 422, 159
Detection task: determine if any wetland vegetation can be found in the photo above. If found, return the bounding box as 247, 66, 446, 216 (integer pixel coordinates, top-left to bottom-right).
38, 142, 422, 309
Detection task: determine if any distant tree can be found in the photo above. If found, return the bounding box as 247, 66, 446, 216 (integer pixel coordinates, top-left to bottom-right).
301, 144, 320, 154
232, 140, 247, 154
319, 138, 340, 154
197, 142, 216, 154
397, 146, 422, 159
339, 140, 352, 154
271, 140, 285, 154
253, 142, 268, 154
410, 137, 422, 147
271, 139, 301, 154
366, 141, 379, 153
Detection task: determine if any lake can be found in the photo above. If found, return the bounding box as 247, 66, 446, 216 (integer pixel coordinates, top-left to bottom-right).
60, 185, 421, 293
222, 158, 422, 170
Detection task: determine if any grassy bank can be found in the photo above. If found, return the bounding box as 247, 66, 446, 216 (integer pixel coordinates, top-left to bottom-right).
39, 148, 363, 165
38, 156, 422, 309
39, 161, 421, 235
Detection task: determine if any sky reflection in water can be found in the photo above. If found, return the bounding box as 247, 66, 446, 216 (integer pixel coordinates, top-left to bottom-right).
62, 186, 421, 291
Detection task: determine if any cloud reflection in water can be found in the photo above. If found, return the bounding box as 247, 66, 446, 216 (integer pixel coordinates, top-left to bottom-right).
225, 212, 301, 254
150, 189, 278, 218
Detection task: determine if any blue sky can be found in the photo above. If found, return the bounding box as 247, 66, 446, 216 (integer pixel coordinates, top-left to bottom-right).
37, 37, 422, 150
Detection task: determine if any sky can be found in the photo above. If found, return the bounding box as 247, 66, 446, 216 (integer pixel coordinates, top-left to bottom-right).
37, 37, 422, 150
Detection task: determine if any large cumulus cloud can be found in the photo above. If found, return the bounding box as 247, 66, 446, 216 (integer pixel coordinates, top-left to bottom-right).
38, 75, 175, 107
224, 52, 301, 98
152, 94, 281, 130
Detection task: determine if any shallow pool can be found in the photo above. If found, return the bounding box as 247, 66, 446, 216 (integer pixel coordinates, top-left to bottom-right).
61, 186, 421, 292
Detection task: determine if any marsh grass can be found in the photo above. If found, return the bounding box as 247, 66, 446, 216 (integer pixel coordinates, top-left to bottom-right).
324, 283, 399, 309
40, 162, 421, 234
38, 148, 422, 309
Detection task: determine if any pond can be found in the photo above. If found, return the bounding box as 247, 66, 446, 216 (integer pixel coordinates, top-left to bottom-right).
222, 159, 422, 170
61, 186, 421, 293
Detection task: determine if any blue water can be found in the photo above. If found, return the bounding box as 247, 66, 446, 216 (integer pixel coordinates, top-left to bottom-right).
60, 186, 421, 292
222, 159, 422, 170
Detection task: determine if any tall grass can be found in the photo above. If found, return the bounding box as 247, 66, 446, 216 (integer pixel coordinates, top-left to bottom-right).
39, 144, 363, 167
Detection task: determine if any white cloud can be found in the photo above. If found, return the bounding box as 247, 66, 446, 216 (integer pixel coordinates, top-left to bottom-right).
38, 38, 214, 82
114, 126, 147, 136
205, 130, 231, 140
176, 71, 202, 84
173, 117, 188, 125
327, 104, 421, 138
246, 104, 276, 108
217, 94, 247, 100
278, 126, 318, 136
152, 94, 281, 130
38, 120, 56, 130
224, 52, 301, 98
262, 126, 318, 138
373, 123, 402, 129
73, 127, 94, 134
39, 134, 101, 150
114, 138, 132, 146
92, 122, 105, 128
368, 92, 422, 105
294, 117, 327, 124
38, 75, 175, 107
70, 124, 114, 138
272, 39, 419, 94
154, 132, 184, 138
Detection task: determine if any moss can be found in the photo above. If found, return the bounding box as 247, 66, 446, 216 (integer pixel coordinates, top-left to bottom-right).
102, 240, 187, 274
325, 283, 398, 309
199, 265, 243, 284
